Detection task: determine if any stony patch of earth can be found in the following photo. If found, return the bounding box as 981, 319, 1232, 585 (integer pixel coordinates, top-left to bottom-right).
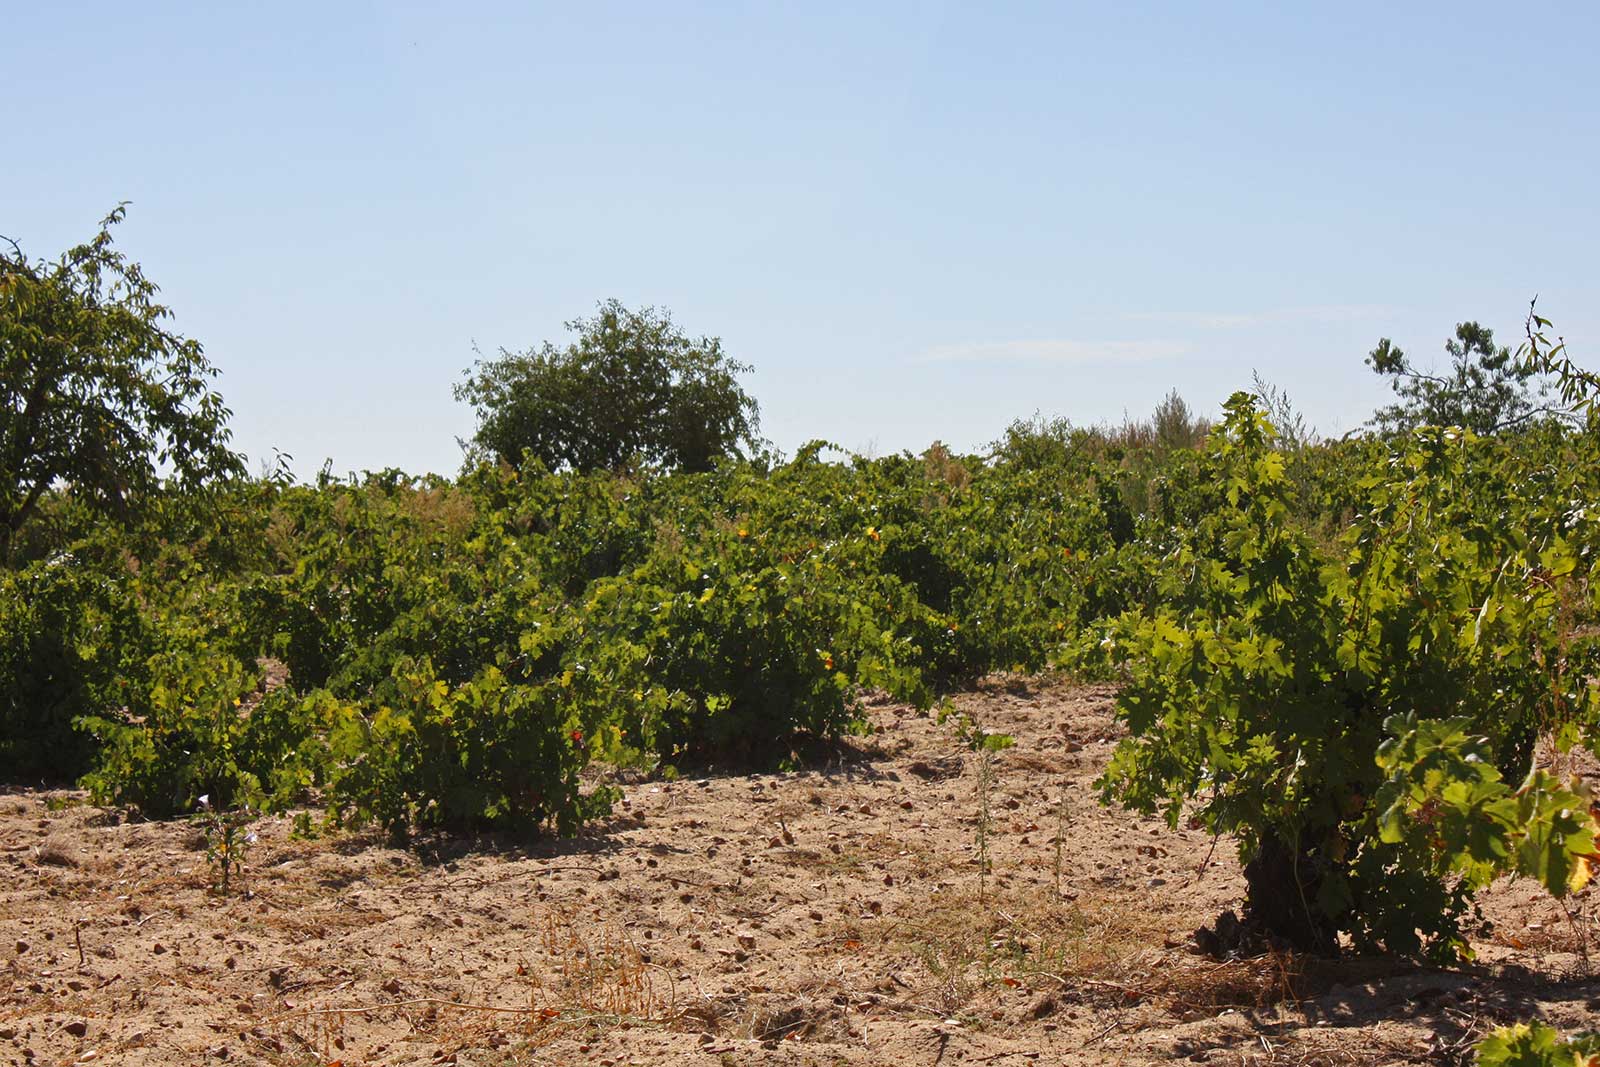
2, 677, 1597, 1065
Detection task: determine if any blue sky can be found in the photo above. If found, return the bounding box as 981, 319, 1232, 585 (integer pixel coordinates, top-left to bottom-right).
7, 3, 1598, 476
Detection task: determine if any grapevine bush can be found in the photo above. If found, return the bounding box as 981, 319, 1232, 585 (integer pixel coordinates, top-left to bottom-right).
1097, 395, 1600, 957
1477, 1022, 1600, 1067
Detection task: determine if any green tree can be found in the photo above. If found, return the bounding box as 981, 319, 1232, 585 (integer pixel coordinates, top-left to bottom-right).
1150, 388, 1210, 451
455, 300, 761, 474
1367, 321, 1554, 435
0, 206, 243, 558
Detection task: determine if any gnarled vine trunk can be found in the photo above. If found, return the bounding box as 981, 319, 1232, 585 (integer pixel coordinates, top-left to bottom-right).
1242, 832, 1339, 955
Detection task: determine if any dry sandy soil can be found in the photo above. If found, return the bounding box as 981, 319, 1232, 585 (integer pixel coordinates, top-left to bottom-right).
2, 677, 1597, 1066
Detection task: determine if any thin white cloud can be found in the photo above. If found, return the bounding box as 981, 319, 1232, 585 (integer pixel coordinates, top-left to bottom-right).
915, 338, 1189, 365
1127, 304, 1397, 329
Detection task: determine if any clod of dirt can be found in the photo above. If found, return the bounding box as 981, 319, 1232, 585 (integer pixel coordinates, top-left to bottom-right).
35, 837, 80, 867
62, 1021, 88, 1037
906, 758, 961, 780
1193, 909, 1277, 960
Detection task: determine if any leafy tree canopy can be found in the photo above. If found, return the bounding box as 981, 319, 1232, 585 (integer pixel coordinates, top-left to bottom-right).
456, 300, 761, 474
1367, 321, 1556, 435
0, 206, 243, 557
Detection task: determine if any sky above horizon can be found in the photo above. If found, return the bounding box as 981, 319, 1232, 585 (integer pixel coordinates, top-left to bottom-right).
7, 3, 1598, 477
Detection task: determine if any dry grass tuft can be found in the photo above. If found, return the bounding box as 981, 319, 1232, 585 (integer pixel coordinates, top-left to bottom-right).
856, 883, 1179, 1017
519, 908, 681, 1044
854, 883, 1402, 1027
265, 908, 689, 1059
1096, 949, 1308, 1017
1220, 1024, 1452, 1066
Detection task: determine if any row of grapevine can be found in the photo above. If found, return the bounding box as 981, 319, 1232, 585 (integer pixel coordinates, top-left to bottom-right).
0, 438, 1126, 833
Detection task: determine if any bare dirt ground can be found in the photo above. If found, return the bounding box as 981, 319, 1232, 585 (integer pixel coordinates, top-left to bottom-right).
3, 677, 1597, 1066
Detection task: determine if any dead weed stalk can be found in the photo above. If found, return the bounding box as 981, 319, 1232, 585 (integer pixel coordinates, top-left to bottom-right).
525, 908, 679, 1033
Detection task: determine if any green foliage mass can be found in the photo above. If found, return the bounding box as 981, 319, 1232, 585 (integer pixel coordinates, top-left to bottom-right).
1476, 1022, 1600, 1067
455, 299, 762, 474
0, 552, 143, 779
